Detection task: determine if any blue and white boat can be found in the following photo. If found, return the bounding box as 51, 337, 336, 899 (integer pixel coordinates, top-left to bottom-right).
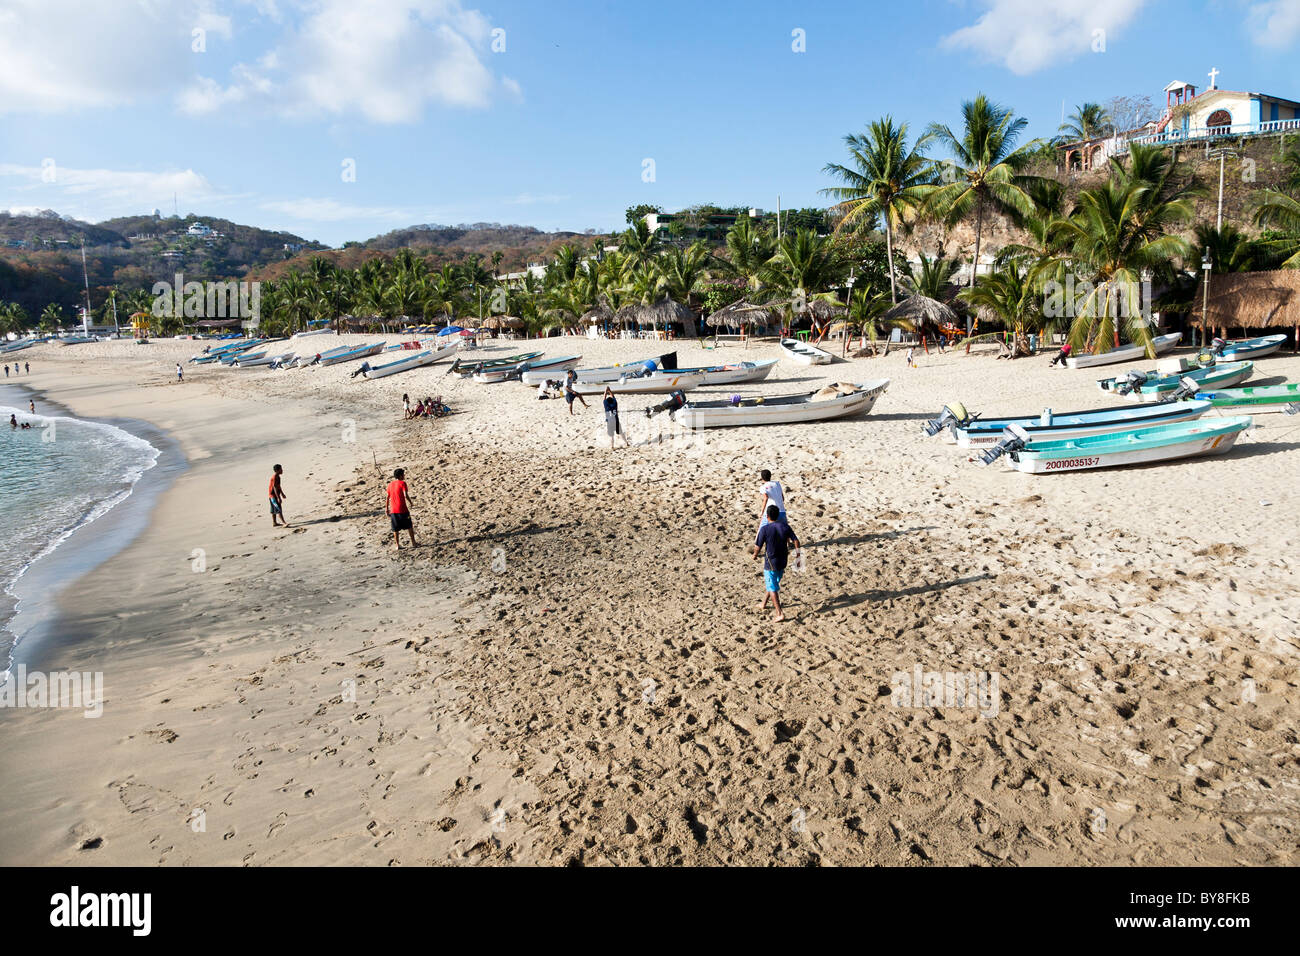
316, 342, 386, 366
925, 399, 1214, 447
978, 417, 1251, 474
1098, 361, 1254, 402
1211, 334, 1287, 361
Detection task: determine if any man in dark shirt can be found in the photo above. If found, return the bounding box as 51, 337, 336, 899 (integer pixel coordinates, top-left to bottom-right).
752, 504, 800, 622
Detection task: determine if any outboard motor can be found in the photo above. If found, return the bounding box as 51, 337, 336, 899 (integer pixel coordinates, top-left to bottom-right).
1168, 378, 1201, 402
1286, 403, 1300, 416
645, 390, 687, 418
1209, 337, 1227, 357
923, 402, 974, 437
1115, 371, 1149, 396
978, 425, 1030, 466
1196, 350, 1218, 367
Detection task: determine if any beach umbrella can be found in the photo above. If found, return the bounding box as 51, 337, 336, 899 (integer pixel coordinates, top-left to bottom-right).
437, 325, 465, 336
881, 294, 959, 334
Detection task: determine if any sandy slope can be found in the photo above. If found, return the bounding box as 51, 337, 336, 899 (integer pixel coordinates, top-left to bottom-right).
0, 332, 1295, 865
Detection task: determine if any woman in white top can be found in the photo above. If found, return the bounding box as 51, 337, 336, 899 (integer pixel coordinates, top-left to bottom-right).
758, 469, 786, 529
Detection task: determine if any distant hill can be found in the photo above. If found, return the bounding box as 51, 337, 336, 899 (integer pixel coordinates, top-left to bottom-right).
0, 211, 326, 317
355, 222, 595, 270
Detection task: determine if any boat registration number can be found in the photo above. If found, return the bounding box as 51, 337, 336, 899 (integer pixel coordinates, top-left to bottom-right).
1044, 456, 1100, 471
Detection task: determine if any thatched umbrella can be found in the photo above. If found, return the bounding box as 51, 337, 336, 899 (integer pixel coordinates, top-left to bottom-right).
881, 294, 958, 334
706, 300, 775, 327
614, 304, 640, 330
579, 303, 614, 328
1192, 269, 1300, 348
637, 297, 697, 337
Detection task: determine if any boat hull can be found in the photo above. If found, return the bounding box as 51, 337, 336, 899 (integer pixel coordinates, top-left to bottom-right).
1217, 334, 1287, 361
318, 343, 387, 366
474, 355, 581, 384
1007, 417, 1250, 473
779, 338, 833, 365
1105, 361, 1255, 402
673, 380, 889, 428
1065, 332, 1181, 369
1197, 384, 1300, 414
573, 372, 707, 395
363, 349, 445, 379
953, 399, 1212, 447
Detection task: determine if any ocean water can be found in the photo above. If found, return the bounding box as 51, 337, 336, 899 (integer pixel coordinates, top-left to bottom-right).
0, 394, 160, 671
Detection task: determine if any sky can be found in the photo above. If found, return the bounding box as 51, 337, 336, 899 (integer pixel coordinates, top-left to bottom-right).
2, 0, 1299, 246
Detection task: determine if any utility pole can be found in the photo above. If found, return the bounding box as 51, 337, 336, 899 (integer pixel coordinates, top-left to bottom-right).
80, 240, 92, 335
1209, 147, 1238, 231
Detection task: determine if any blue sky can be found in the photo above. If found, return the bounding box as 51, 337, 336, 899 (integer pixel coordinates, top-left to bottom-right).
2, 0, 1299, 246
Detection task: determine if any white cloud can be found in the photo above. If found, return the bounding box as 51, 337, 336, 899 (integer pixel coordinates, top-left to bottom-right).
0, 0, 221, 112
260, 198, 414, 222
0, 163, 224, 220
0, 0, 514, 122
1247, 1, 1300, 49
503, 193, 570, 205
180, 0, 511, 122
941, 0, 1148, 75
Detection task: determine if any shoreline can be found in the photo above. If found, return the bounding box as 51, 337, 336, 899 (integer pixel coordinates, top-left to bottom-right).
0, 338, 1295, 865
0, 382, 186, 672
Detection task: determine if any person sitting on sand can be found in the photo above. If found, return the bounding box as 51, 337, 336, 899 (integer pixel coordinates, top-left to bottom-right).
603, 386, 631, 449
1048, 343, 1072, 367
386, 468, 416, 550
268, 464, 288, 528
752, 505, 800, 623
758, 469, 786, 530
411, 400, 425, 418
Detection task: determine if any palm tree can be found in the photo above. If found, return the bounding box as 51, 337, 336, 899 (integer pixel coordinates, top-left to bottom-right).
1059, 102, 1113, 142
1192, 223, 1264, 274
723, 217, 776, 292
821, 116, 936, 303
924, 95, 1046, 329
1251, 191, 1300, 268
618, 219, 660, 273
656, 242, 710, 311
40, 303, 65, 330
902, 251, 961, 300
958, 264, 1049, 352
1049, 178, 1191, 355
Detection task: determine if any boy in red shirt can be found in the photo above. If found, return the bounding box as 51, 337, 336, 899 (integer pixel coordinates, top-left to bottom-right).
386, 468, 416, 550
269, 464, 288, 528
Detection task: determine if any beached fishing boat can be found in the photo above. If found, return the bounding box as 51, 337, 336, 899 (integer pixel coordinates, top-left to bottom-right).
449, 351, 543, 376
979, 416, 1251, 473
473, 354, 581, 384
520, 353, 674, 386
671, 380, 889, 428
362, 349, 443, 379
190, 340, 257, 363
926, 399, 1214, 447
653, 358, 779, 386
1099, 361, 1254, 402
317, 342, 386, 366
1211, 334, 1287, 361
779, 338, 834, 365
1064, 332, 1182, 369
233, 351, 295, 368
1, 341, 34, 354
572, 371, 708, 395
1186, 383, 1300, 414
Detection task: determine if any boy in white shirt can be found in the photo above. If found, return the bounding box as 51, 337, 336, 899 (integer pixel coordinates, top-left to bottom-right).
758, 469, 786, 530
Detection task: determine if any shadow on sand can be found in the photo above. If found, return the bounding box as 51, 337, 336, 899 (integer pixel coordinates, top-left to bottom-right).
816, 572, 995, 612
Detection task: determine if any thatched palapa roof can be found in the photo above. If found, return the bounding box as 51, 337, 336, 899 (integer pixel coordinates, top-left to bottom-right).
881, 294, 959, 330
706, 300, 776, 328
1193, 270, 1300, 329
580, 303, 614, 325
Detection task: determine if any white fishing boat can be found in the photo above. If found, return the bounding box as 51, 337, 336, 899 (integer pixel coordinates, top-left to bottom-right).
930, 399, 1214, 447
233, 351, 295, 368
362, 349, 442, 379
1099, 361, 1254, 402
653, 358, 779, 386
317, 342, 386, 366
671, 380, 889, 428
473, 354, 581, 384
1064, 332, 1182, 369
979, 416, 1251, 474
521, 353, 674, 386
779, 338, 834, 365
572, 370, 708, 395
1211, 334, 1287, 361
290, 327, 335, 339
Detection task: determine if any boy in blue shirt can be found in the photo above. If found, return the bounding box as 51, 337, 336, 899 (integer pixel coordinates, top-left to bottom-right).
752, 505, 800, 622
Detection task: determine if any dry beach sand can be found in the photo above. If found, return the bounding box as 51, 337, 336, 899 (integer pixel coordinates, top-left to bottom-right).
0, 332, 1296, 865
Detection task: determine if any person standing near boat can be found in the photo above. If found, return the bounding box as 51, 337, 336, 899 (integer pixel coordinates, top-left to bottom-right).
176, 362, 184, 382
268, 464, 288, 528
386, 468, 416, 550
565, 369, 588, 416
602, 386, 630, 449
752, 505, 800, 623
1048, 343, 1072, 368
757, 469, 786, 530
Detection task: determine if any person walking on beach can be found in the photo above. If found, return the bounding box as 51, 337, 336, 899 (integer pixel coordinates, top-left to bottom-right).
565, 369, 588, 416
268, 464, 288, 527
1048, 342, 1072, 368
905, 346, 916, 369
758, 469, 786, 530
4, 364, 8, 378
402, 393, 411, 418
28, 399, 34, 414
176, 362, 184, 382
752, 505, 800, 622
386, 467, 416, 550
24, 362, 29, 374
603, 386, 630, 449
